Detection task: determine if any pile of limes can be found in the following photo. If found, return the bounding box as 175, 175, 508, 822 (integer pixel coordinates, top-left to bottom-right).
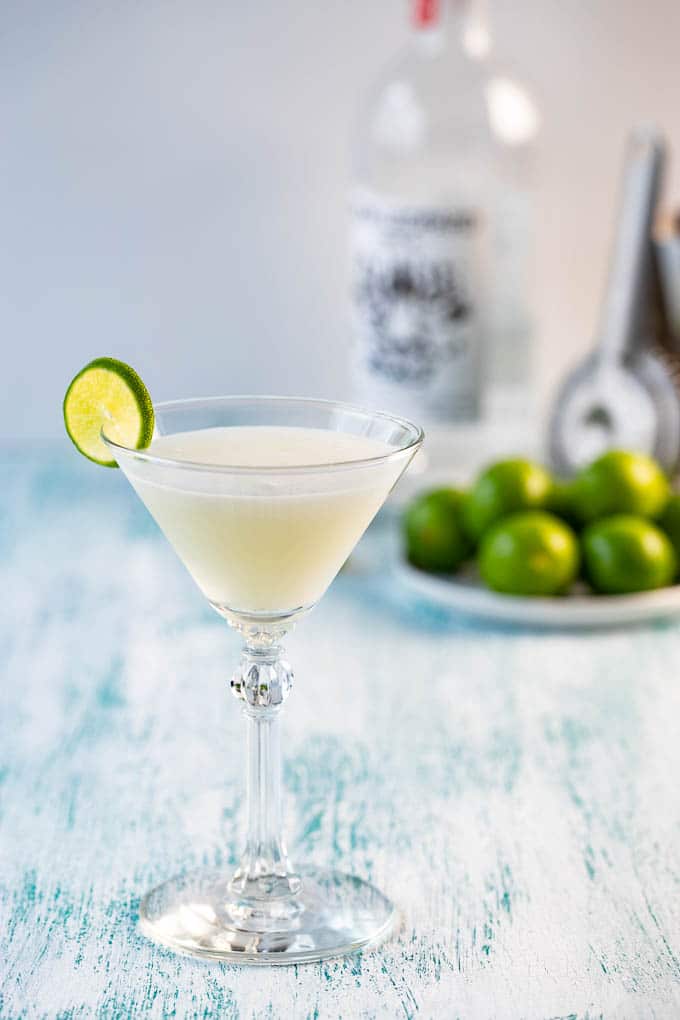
403, 450, 680, 596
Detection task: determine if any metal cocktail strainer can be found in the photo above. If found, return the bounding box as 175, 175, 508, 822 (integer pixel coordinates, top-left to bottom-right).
549, 131, 680, 476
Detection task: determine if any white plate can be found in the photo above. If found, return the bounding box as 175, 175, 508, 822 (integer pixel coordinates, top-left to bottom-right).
397, 561, 680, 628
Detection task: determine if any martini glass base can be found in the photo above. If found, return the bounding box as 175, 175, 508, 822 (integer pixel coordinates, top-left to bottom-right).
139, 866, 398, 964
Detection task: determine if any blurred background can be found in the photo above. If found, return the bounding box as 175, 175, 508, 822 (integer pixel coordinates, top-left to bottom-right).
4, 0, 680, 441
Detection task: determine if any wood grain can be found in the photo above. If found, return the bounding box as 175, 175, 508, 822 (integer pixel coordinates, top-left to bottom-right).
2, 449, 680, 1019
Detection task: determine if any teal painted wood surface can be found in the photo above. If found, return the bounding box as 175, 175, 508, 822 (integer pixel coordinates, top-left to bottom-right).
2, 447, 680, 1019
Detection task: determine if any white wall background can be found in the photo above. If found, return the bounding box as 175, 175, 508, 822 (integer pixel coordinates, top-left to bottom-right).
3, 0, 680, 439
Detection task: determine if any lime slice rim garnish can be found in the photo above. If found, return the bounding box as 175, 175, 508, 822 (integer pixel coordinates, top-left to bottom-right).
63, 356, 155, 468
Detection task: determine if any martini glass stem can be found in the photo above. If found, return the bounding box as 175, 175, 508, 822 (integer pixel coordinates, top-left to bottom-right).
229, 630, 300, 902
238, 706, 291, 887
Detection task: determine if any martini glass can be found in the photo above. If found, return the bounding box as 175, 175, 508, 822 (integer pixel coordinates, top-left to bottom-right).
104, 396, 422, 964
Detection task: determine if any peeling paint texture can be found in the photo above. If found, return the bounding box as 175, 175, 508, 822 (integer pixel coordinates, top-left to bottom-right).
2, 449, 680, 1019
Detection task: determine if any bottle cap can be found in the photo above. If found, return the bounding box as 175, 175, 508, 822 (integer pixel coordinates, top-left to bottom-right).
413, 0, 440, 29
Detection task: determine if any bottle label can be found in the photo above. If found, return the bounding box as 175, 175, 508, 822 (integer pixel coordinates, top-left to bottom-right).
350, 190, 482, 422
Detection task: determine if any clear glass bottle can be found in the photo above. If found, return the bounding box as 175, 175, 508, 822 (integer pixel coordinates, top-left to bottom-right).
350, 0, 539, 449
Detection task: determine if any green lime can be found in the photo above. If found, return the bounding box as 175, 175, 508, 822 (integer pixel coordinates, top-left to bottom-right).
462, 459, 553, 542
478, 511, 579, 596
572, 450, 670, 524
63, 357, 154, 467
659, 494, 680, 574
582, 515, 676, 594
404, 488, 469, 573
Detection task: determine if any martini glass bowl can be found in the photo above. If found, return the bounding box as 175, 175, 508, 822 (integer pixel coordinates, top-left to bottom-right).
104, 396, 422, 964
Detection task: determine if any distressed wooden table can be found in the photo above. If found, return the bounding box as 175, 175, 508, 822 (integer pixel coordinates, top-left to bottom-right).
2, 448, 680, 1019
